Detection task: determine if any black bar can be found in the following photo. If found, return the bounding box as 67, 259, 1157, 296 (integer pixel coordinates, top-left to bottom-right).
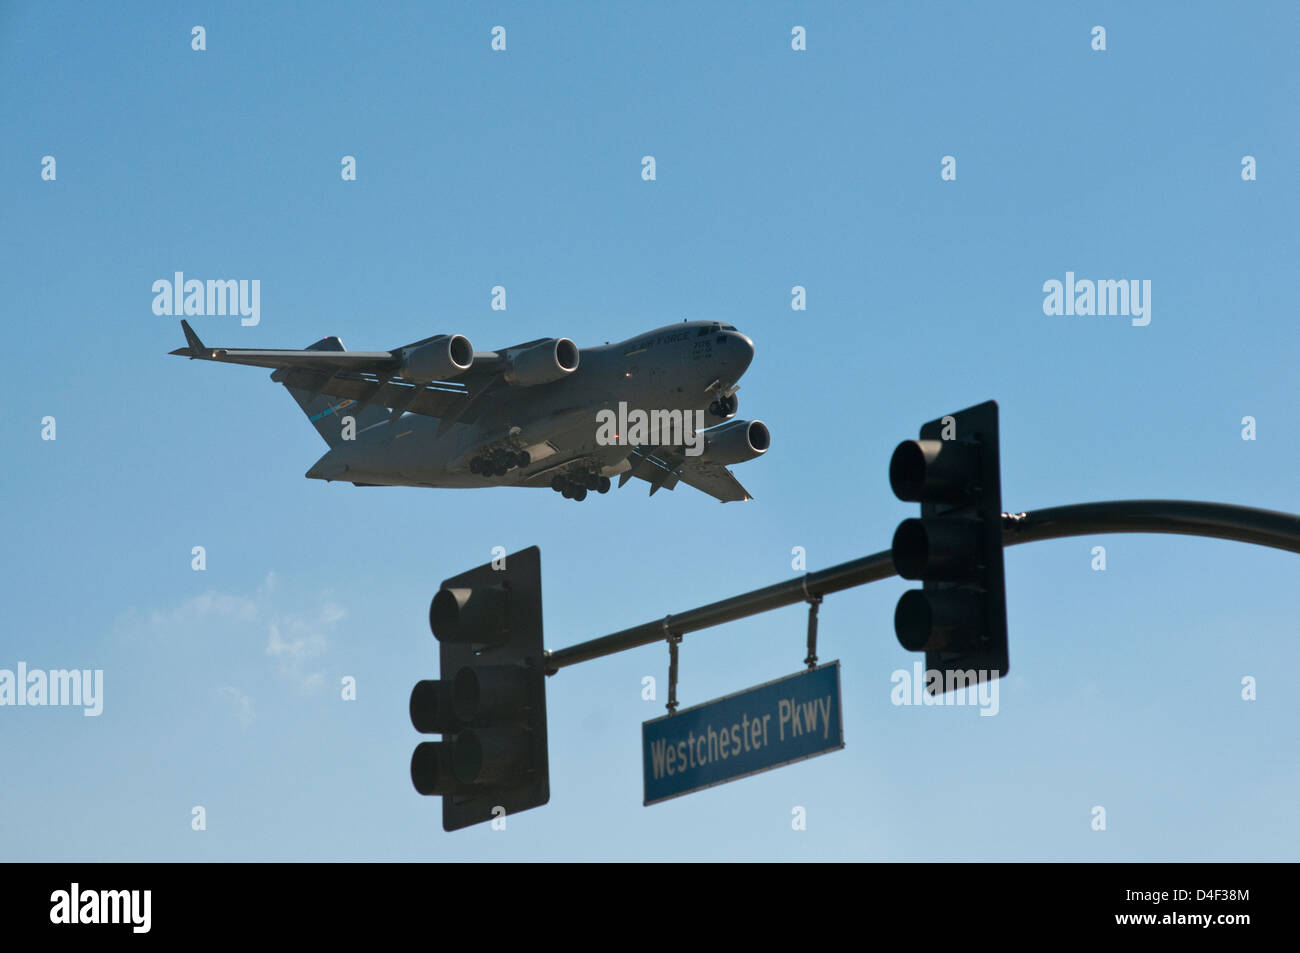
6, 861, 1277, 937
545, 499, 1300, 674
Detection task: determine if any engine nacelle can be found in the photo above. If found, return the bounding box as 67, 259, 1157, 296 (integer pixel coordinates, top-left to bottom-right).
399, 335, 474, 383
504, 338, 579, 387
699, 419, 770, 466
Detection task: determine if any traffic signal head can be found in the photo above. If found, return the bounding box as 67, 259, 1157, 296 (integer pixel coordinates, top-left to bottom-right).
889, 401, 1008, 689
410, 545, 549, 831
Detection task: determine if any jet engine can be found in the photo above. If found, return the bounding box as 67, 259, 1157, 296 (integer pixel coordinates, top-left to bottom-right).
399, 334, 474, 383
698, 419, 770, 465
504, 338, 580, 386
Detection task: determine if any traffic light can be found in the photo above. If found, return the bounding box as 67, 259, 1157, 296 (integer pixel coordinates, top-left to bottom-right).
888, 400, 1008, 689
409, 545, 549, 831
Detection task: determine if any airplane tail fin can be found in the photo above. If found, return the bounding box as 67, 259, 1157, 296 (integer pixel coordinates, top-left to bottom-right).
277, 336, 390, 447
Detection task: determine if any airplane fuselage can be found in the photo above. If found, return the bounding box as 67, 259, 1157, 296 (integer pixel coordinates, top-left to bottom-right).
305, 321, 754, 489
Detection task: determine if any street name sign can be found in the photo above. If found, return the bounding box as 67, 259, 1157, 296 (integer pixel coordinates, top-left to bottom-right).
642, 661, 844, 805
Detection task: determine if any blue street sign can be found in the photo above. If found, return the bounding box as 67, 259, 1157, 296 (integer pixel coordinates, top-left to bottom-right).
642, 661, 844, 805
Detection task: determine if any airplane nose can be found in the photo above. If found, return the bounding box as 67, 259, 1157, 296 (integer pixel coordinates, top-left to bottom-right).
733, 331, 754, 371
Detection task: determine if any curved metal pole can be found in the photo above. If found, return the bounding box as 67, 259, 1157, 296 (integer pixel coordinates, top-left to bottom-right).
1000, 500, 1300, 554
544, 500, 1300, 674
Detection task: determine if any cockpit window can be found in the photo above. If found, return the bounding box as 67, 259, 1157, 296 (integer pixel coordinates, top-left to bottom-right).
720, 323, 736, 330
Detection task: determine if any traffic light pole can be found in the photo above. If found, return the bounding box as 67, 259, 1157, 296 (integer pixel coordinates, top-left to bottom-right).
543, 499, 1300, 675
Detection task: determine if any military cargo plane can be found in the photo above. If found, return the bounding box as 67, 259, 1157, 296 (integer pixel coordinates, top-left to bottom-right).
170, 319, 768, 502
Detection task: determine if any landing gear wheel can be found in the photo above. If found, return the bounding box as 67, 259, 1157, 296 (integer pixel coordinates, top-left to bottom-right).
551, 475, 565, 492
583, 473, 599, 491
598, 476, 611, 494
470, 458, 483, 475
572, 487, 588, 502
517, 450, 531, 467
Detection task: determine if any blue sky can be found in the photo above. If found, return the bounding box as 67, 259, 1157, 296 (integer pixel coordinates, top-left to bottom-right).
2, 1, 1298, 860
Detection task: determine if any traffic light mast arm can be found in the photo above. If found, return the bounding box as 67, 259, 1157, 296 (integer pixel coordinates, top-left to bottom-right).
543, 499, 1300, 675
544, 550, 895, 674
1000, 500, 1300, 555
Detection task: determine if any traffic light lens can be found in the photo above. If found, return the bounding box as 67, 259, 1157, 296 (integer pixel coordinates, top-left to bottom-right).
410, 679, 451, 734
895, 590, 933, 651
430, 585, 510, 645
892, 518, 930, 579
895, 588, 987, 653
429, 588, 463, 640
889, 441, 927, 501
411, 742, 446, 795
890, 438, 979, 504
892, 517, 983, 580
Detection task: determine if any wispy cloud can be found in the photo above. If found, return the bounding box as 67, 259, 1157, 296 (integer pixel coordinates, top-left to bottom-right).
145, 590, 259, 628
219, 686, 256, 728
119, 573, 344, 695
265, 601, 343, 694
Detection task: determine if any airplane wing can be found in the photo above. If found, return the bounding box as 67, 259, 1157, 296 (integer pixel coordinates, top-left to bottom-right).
169, 321, 555, 425
619, 446, 754, 503
169, 319, 401, 372
270, 366, 470, 421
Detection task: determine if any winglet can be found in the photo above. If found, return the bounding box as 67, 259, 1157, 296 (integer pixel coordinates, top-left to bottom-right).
181, 319, 206, 355
169, 320, 209, 359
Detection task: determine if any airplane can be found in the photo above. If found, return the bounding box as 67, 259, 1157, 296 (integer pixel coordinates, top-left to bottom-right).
169, 319, 769, 502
